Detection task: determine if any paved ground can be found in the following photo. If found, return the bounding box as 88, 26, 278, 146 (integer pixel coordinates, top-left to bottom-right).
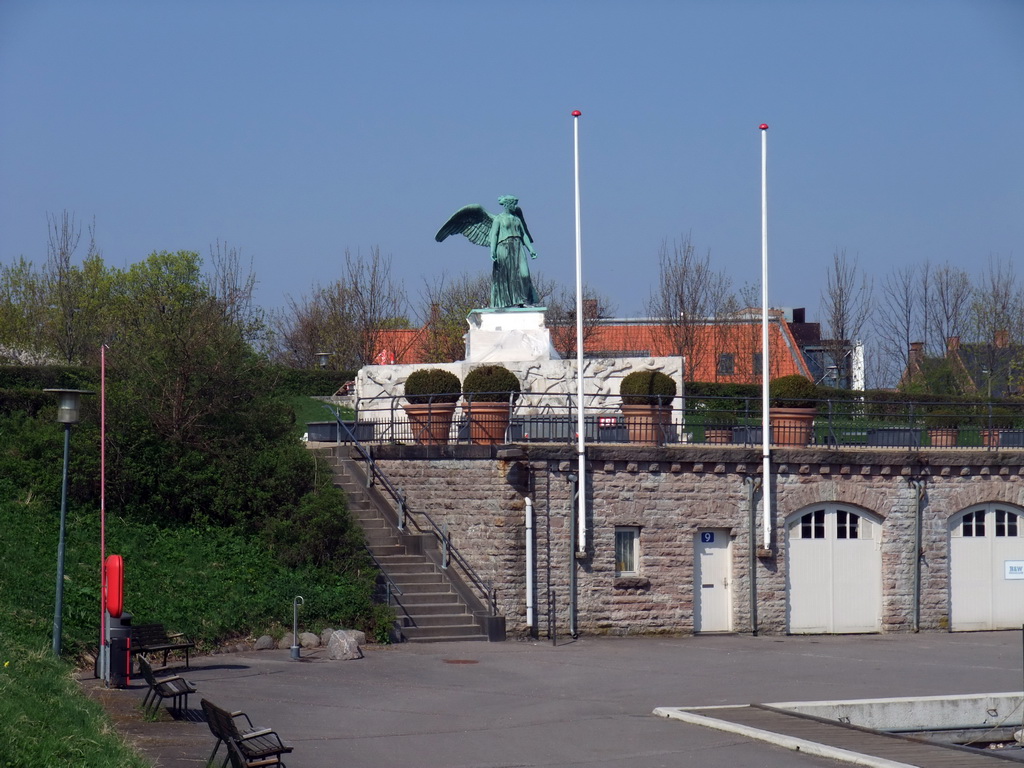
81, 631, 1024, 768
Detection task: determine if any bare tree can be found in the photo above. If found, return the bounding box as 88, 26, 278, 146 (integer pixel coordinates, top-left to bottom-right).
967, 255, 1024, 396
873, 265, 918, 388
271, 247, 408, 370
924, 261, 972, 355
819, 249, 873, 387
418, 271, 491, 363
209, 240, 264, 347
646, 234, 735, 381
544, 283, 616, 358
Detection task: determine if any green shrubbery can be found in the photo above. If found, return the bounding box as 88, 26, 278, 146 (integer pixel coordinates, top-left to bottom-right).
403, 368, 462, 404
462, 365, 520, 403
619, 370, 676, 406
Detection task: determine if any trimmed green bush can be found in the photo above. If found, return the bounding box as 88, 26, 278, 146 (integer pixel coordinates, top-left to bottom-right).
463, 365, 520, 403
768, 375, 819, 408
620, 370, 676, 406
403, 368, 461, 404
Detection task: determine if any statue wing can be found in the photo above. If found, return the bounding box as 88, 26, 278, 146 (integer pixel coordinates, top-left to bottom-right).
435, 205, 493, 247
513, 205, 534, 243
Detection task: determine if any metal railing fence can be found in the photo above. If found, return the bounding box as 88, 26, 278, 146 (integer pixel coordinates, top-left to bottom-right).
319, 393, 1024, 450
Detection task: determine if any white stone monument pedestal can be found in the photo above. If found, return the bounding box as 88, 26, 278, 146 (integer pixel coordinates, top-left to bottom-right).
465, 308, 560, 363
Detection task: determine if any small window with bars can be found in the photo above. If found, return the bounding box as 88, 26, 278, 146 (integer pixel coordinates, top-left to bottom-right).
717, 353, 735, 376
615, 527, 640, 576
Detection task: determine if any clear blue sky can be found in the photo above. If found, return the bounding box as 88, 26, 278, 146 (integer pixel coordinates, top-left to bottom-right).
2, 0, 1021, 322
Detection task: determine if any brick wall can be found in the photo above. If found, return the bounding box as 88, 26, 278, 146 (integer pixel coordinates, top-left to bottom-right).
369, 445, 1024, 638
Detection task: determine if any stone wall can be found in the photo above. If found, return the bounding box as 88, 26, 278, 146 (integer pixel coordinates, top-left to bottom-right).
369, 444, 1024, 638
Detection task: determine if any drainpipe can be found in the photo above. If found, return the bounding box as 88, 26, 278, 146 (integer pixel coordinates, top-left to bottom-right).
525, 497, 535, 633
745, 476, 762, 635
909, 479, 926, 633
568, 473, 579, 638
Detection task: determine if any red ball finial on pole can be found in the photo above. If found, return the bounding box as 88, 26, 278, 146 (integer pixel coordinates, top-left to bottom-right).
572, 110, 582, 117
759, 123, 769, 130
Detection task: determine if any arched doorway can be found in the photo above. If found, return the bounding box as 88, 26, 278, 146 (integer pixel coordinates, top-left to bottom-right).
949, 504, 1024, 631
786, 505, 882, 634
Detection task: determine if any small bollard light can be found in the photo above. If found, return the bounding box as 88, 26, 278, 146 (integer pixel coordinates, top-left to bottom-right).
290, 596, 304, 660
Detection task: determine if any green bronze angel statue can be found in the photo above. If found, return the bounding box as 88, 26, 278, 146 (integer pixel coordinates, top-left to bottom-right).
435, 195, 540, 309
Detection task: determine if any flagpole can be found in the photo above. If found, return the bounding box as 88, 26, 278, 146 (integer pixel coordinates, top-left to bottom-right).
572, 109, 586, 556
759, 123, 772, 551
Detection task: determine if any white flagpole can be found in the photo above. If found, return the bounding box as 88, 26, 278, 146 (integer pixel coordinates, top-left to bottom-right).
572, 109, 586, 555
759, 123, 772, 551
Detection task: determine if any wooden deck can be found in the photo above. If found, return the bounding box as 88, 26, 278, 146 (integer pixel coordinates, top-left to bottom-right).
658, 704, 1023, 767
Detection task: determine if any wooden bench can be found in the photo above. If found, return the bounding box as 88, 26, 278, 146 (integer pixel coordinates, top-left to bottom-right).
138, 656, 197, 718
201, 698, 293, 767
131, 622, 195, 669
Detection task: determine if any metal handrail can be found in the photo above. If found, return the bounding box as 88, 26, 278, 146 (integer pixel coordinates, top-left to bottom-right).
333, 411, 498, 616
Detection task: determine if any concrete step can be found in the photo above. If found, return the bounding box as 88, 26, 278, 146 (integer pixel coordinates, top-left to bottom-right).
396, 591, 462, 606
381, 562, 440, 576
390, 580, 452, 594
404, 613, 475, 627
394, 602, 470, 616
387, 572, 444, 586
370, 544, 409, 558
403, 625, 487, 641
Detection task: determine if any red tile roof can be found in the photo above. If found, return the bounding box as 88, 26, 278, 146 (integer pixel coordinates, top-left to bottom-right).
372, 314, 811, 384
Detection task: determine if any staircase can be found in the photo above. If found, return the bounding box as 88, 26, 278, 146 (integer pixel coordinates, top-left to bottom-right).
327, 452, 491, 642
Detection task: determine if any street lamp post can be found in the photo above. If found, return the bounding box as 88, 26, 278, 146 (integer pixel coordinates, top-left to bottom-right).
44, 388, 93, 656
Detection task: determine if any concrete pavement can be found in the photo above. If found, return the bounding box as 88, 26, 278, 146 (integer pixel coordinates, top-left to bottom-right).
81, 631, 1024, 768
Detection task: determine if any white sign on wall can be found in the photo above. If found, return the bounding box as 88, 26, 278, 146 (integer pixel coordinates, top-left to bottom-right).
1005, 561, 1024, 580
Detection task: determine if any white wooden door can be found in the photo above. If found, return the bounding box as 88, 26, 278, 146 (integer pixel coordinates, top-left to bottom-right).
694, 529, 732, 632
787, 507, 882, 634
950, 506, 1024, 631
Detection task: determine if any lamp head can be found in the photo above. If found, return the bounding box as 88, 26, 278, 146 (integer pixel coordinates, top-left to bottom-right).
44, 389, 94, 424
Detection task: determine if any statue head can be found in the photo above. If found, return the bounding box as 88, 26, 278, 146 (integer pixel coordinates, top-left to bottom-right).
498, 195, 518, 211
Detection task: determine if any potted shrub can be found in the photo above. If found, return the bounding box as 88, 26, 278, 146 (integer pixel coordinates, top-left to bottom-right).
768, 375, 818, 447
981, 407, 1015, 447
619, 370, 676, 446
462, 365, 520, 445
402, 368, 461, 445
925, 408, 960, 448
703, 409, 738, 445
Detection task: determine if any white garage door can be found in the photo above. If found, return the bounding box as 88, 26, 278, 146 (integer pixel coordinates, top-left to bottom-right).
950, 505, 1024, 631
786, 506, 882, 634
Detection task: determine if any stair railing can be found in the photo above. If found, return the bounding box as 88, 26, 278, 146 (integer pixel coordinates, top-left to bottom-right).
335, 412, 499, 617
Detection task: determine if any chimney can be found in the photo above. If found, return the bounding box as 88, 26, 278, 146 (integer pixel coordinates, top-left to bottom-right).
909, 341, 924, 367
946, 336, 960, 353
583, 299, 598, 319
792, 307, 805, 324
994, 329, 1009, 349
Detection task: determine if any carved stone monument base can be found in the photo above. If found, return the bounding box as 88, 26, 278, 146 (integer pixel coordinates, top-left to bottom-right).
465, 308, 560, 363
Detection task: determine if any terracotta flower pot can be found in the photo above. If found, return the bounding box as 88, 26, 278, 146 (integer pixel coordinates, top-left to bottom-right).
403, 402, 457, 446
768, 407, 815, 447
621, 404, 672, 446
704, 427, 733, 445
928, 428, 958, 448
464, 402, 511, 445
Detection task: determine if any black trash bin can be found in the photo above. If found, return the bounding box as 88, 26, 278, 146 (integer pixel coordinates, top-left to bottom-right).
108, 612, 132, 688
